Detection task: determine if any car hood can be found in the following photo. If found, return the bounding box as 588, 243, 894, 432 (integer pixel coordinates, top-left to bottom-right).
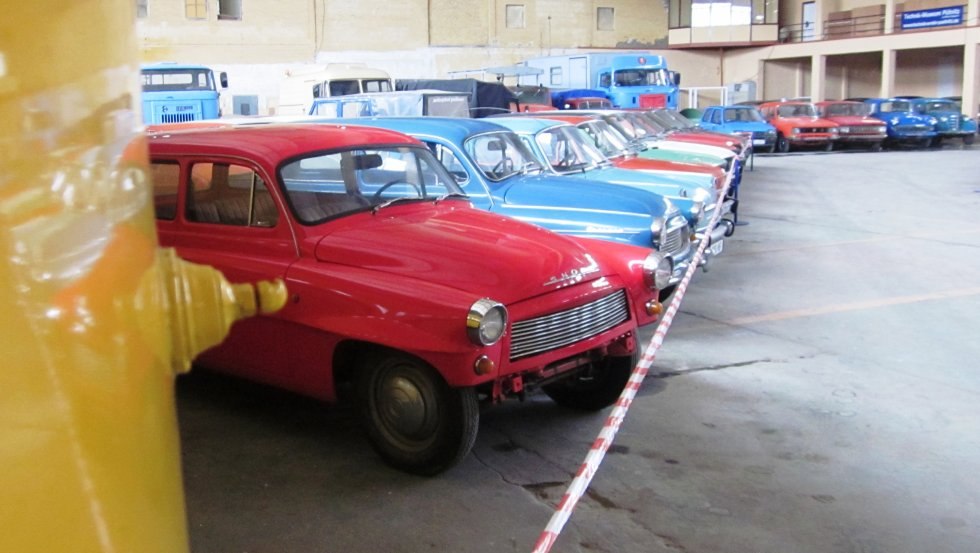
825, 116, 882, 126
563, 164, 696, 199
498, 173, 668, 217
613, 158, 716, 190
777, 116, 836, 127
874, 113, 933, 124
313, 202, 605, 304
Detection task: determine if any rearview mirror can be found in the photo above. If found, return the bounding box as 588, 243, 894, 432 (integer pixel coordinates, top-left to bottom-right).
353, 153, 383, 170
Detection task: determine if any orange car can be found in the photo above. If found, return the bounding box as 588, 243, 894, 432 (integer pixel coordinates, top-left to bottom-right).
757, 101, 839, 153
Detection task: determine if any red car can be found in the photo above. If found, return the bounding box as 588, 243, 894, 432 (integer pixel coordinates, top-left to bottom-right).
757, 101, 839, 153
148, 124, 669, 475
814, 100, 888, 151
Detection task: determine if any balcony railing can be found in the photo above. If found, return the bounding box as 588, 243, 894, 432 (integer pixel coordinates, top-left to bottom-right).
777, 5, 967, 43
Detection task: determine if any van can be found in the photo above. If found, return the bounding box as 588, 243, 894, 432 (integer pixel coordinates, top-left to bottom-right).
276, 63, 393, 115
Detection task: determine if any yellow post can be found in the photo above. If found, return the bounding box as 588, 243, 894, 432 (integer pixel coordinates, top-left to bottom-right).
0, 3, 286, 552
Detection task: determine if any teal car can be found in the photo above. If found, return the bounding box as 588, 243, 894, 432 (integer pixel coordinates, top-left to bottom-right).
907, 97, 977, 145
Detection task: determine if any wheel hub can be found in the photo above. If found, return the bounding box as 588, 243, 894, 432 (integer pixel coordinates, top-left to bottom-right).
379, 375, 429, 438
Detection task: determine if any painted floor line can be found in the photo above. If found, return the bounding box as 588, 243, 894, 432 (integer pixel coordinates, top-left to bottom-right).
724, 286, 980, 326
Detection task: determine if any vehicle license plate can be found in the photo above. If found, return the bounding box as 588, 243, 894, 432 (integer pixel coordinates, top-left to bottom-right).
708, 240, 724, 255
753, 139, 767, 145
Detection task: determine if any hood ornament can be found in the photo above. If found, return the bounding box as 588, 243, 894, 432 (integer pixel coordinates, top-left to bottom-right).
544, 255, 600, 287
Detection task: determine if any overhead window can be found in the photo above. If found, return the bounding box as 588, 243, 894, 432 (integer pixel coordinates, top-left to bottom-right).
136, 0, 148, 18
185, 0, 206, 20
597, 7, 615, 31
506, 4, 525, 29
218, 0, 242, 20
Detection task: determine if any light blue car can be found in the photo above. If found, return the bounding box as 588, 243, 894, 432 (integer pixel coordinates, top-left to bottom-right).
906, 97, 977, 145
699, 105, 778, 153
336, 117, 696, 294
487, 115, 731, 263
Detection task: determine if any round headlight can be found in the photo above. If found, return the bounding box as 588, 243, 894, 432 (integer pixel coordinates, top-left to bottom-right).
642, 251, 673, 291
692, 187, 712, 203
467, 299, 507, 346
791, 127, 800, 134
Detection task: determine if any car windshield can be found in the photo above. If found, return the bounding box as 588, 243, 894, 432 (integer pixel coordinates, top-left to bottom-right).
723, 108, 765, 122
465, 131, 542, 181
641, 111, 675, 131
279, 145, 462, 224
776, 104, 817, 117
821, 103, 869, 117
880, 101, 912, 112
535, 125, 608, 172
626, 112, 668, 135
577, 120, 631, 157
923, 101, 955, 112
613, 68, 672, 87
657, 109, 697, 128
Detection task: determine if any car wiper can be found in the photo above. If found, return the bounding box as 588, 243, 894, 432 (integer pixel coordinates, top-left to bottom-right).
371, 196, 424, 213
433, 192, 469, 204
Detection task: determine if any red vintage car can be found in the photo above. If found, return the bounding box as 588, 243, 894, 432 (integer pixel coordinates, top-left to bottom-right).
814, 100, 888, 151
148, 123, 669, 475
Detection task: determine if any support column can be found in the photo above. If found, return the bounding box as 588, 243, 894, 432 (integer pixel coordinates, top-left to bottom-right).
968, 0, 978, 34
881, 48, 896, 98
964, 43, 979, 122
884, 0, 896, 34
811, 54, 826, 102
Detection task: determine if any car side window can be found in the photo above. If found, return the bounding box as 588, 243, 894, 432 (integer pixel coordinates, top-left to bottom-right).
599, 72, 611, 88
151, 161, 180, 220
711, 110, 722, 124
186, 162, 279, 227
428, 142, 469, 186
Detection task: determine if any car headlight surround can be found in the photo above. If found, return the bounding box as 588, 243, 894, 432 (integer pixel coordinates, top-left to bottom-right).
689, 200, 705, 223
466, 298, 508, 346
791, 127, 800, 134
642, 251, 673, 290
838, 126, 850, 134
650, 216, 667, 242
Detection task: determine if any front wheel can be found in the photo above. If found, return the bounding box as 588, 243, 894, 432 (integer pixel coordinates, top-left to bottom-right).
824, 141, 834, 152
869, 141, 883, 152
964, 134, 976, 145
775, 134, 791, 153
543, 351, 638, 411
357, 352, 479, 475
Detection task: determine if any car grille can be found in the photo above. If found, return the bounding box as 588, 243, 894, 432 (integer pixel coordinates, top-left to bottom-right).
509, 289, 630, 361
798, 127, 830, 134
161, 113, 198, 123
658, 215, 690, 258
894, 124, 931, 134
751, 131, 770, 140
845, 126, 882, 135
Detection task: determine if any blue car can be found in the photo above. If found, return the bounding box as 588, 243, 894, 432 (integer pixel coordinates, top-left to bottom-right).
907, 98, 977, 145
699, 105, 778, 153
860, 98, 937, 148
336, 117, 695, 293
487, 115, 730, 265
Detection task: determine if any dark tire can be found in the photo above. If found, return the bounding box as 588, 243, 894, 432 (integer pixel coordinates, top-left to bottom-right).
869, 142, 883, 152
657, 284, 677, 303
765, 144, 777, 154
930, 136, 943, 148
542, 350, 638, 411
824, 141, 834, 152
776, 134, 790, 153
964, 134, 975, 145
357, 352, 478, 475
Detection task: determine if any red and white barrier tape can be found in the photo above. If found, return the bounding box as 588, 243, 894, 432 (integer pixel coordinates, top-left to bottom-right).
531, 170, 736, 553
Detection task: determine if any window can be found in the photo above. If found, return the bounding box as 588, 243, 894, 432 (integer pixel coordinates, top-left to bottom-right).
670, 0, 692, 28
549, 67, 563, 86
218, 0, 242, 20
186, 162, 278, 227
136, 0, 148, 18
597, 7, 615, 31
711, 109, 722, 124
599, 72, 611, 88
185, 0, 206, 20
751, 0, 777, 24
506, 4, 525, 29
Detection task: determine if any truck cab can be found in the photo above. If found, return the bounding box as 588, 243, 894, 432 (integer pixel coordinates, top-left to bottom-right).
140, 62, 227, 124
277, 64, 393, 116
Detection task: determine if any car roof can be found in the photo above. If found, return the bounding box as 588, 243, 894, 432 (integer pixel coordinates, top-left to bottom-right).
147, 123, 421, 162
487, 116, 567, 132
326, 116, 511, 143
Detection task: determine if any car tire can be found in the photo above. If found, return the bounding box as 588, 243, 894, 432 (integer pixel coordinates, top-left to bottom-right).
357, 352, 478, 475
869, 142, 883, 152
543, 350, 637, 411
824, 141, 834, 152
657, 283, 677, 303
776, 134, 790, 153
930, 136, 943, 148
964, 134, 976, 145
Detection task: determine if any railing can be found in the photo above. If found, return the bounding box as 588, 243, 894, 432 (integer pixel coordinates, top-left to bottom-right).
777, 5, 968, 43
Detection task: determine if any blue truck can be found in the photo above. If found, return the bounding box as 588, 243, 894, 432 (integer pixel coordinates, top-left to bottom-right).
140, 62, 227, 124
517, 53, 680, 110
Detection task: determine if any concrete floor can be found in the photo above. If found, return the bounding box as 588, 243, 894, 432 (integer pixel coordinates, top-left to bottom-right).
176, 144, 980, 553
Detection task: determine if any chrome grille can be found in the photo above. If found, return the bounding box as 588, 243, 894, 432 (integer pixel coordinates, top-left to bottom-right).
657, 215, 690, 258
509, 289, 630, 361
161, 112, 199, 123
